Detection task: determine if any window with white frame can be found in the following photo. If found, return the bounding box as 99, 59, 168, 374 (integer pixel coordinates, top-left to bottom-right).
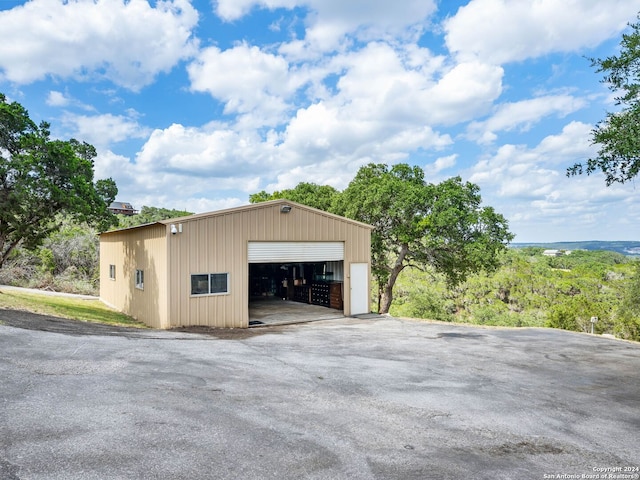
135, 269, 144, 290
191, 273, 229, 295
109, 264, 116, 280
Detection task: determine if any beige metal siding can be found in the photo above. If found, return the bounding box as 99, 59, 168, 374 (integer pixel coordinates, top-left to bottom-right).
167, 213, 246, 328
166, 202, 371, 328
100, 200, 371, 329
99, 224, 169, 329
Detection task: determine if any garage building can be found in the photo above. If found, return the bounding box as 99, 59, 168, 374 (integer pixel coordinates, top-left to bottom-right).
99, 199, 372, 328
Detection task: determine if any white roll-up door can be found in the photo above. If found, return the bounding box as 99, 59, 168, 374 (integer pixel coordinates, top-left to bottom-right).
248, 242, 344, 263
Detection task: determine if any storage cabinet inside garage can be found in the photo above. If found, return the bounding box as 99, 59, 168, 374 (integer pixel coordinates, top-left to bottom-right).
249, 261, 343, 310
294, 282, 343, 309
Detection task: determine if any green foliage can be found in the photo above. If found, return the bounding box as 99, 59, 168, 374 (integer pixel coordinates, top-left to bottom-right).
0, 291, 146, 327
333, 163, 513, 313
568, 16, 640, 184
1, 204, 192, 295
0, 216, 101, 294
249, 182, 340, 211
390, 268, 454, 321
390, 248, 639, 341
0, 93, 117, 268
615, 262, 640, 339
38, 248, 55, 275
115, 205, 193, 228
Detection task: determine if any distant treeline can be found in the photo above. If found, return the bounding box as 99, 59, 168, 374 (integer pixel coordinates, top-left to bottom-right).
512, 241, 640, 256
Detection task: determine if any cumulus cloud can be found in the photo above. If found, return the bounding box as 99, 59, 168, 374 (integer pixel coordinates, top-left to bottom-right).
61, 112, 151, 147
444, 0, 638, 64
94, 136, 258, 213
424, 154, 458, 178
46, 91, 71, 107
215, 0, 437, 53
187, 43, 303, 126
467, 94, 587, 144
467, 120, 640, 241
135, 123, 276, 179
469, 122, 597, 194
427, 61, 504, 124
0, 0, 199, 90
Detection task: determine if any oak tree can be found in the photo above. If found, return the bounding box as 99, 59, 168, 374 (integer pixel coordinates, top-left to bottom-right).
0, 93, 117, 268
568, 17, 640, 184
249, 182, 339, 211
333, 163, 514, 313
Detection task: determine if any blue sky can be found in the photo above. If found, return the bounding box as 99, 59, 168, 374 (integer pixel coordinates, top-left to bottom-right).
1, 0, 639, 242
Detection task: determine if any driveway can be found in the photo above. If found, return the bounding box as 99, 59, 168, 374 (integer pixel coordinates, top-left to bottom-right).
0, 310, 639, 480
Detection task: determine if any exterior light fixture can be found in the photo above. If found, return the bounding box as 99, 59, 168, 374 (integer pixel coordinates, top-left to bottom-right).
280, 205, 292, 213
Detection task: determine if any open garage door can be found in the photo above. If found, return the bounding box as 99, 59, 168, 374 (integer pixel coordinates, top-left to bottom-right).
248, 242, 344, 263
248, 242, 345, 326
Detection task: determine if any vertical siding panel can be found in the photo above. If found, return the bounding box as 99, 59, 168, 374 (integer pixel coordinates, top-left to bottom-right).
100, 225, 167, 329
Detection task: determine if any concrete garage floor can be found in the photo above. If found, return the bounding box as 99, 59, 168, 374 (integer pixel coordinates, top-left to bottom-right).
249, 297, 346, 326
0, 311, 639, 480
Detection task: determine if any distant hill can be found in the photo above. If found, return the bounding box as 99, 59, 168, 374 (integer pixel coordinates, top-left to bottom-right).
511, 241, 640, 256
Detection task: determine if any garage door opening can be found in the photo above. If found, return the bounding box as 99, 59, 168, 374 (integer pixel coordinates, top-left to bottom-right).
248, 261, 345, 326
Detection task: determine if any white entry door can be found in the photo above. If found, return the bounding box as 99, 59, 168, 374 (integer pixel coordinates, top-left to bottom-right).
349, 263, 369, 315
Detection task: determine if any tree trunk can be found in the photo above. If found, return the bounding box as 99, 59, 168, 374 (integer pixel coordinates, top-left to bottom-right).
378, 244, 408, 314
0, 237, 21, 270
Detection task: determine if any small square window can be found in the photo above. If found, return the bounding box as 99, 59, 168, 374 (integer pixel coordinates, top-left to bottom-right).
135, 269, 144, 290
109, 264, 116, 280
191, 274, 209, 295
209, 273, 228, 294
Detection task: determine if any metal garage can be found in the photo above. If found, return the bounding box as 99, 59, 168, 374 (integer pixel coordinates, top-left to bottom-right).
100, 199, 372, 329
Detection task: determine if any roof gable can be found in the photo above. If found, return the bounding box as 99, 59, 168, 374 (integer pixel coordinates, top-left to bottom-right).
101, 199, 372, 236
159, 199, 373, 229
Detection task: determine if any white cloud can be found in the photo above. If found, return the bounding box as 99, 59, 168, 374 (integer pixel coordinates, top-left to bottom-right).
279, 100, 452, 168
95, 148, 247, 212
425, 154, 457, 177
187, 43, 302, 126
469, 122, 597, 194
0, 0, 199, 90
46, 91, 71, 107
427, 61, 503, 124
215, 0, 437, 55
61, 112, 151, 147
534, 121, 595, 162
120, 38, 508, 205
94, 150, 134, 184
444, 0, 638, 64
94, 133, 260, 213
319, 44, 502, 127
133, 123, 277, 188
467, 120, 640, 241
467, 94, 587, 144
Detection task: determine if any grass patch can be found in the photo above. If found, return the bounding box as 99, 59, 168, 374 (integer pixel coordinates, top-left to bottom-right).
0, 290, 147, 328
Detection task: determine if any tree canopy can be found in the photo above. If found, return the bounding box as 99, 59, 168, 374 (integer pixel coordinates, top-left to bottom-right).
249, 182, 340, 211
333, 163, 514, 313
568, 16, 640, 184
0, 93, 117, 268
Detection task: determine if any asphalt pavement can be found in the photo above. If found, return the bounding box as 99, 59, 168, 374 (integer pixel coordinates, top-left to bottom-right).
0, 310, 639, 479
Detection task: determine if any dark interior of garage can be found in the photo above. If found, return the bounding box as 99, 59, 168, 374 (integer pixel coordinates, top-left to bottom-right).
249, 262, 344, 310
